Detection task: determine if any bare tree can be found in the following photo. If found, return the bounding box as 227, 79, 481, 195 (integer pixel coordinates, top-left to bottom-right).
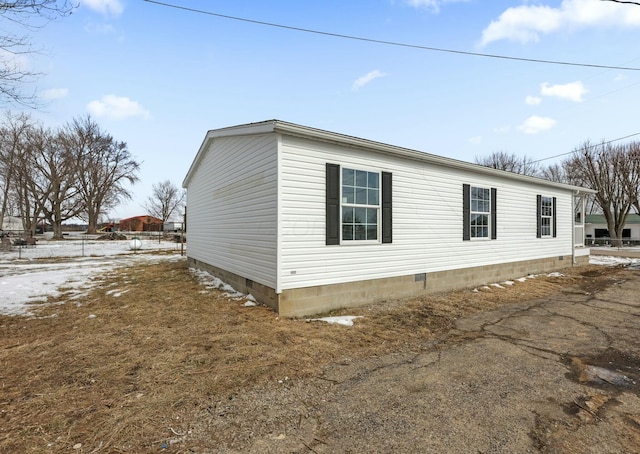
564, 140, 640, 246
0, 1, 75, 106
61, 116, 140, 234
0, 114, 141, 237
144, 180, 185, 222
0, 112, 33, 226
474, 151, 540, 176
21, 125, 83, 238
539, 161, 599, 215
539, 162, 568, 184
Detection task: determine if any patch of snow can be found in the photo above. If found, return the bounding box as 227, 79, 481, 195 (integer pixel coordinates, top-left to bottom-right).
0, 239, 182, 316
491, 283, 505, 289
242, 294, 258, 307
223, 291, 245, 299
590, 255, 640, 268
503, 281, 514, 286
190, 267, 256, 305
306, 316, 363, 326
105, 288, 126, 296
547, 272, 564, 277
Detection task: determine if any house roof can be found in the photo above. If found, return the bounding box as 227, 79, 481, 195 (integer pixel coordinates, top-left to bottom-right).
119, 215, 163, 224
585, 214, 640, 225
183, 119, 597, 195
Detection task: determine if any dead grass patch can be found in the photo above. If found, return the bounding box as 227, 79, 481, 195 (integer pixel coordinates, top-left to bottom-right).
0, 258, 625, 452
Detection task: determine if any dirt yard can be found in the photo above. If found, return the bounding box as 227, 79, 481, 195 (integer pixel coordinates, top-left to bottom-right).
1, 256, 639, 453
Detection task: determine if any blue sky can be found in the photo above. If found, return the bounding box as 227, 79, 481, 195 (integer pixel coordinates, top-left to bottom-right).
11, 0, 640, 220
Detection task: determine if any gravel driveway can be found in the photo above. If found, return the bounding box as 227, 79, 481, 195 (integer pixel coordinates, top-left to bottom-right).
203, 268, 640, 453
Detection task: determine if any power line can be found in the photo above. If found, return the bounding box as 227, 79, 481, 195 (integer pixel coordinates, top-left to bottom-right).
602, 0, 640, 6
143, 0, 640, 72
529, 132, 640, 164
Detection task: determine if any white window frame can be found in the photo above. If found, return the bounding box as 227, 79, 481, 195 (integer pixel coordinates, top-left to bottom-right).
341, 167, 381, 243
540, 196, 553, 237
470, 186, 491, 239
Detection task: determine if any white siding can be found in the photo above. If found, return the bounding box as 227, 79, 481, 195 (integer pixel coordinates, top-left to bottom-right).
280, 135, 575, 290
186, 134, 278, 288
585, 222, 640, 240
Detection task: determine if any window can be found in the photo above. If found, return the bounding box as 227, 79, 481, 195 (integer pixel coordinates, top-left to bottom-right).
471, 187, 490, 238
536, 195, 557, 238
326, 164, 392, 245
540, 196, 553, 236
341, 168, 379, 241
595, 228, 631, 239
463, 184, 497, 241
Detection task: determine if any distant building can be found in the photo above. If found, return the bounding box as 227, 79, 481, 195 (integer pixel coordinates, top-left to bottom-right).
585, 214, 640, 245
163, 221, 184, 232
119, 215, 163, 232
1, 216, 22, 232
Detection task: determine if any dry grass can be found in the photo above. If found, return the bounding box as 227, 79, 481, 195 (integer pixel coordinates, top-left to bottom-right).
0, 256, 624, 452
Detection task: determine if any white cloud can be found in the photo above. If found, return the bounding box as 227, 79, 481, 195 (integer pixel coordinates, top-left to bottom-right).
81, 0, 124, 15
468, 136, 482, 144
404, 0, 469, 13
84, 22, 117, 34
517, 116, 556, 134
540, 81, 587, 102
480, 0, 640, 46
86, 95, 150, 120
40, 88, 69, 100
352, 70, 386, 90
525, 95, 542, 105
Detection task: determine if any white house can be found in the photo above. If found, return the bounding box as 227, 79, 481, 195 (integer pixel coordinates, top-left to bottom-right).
584, 214, 640, 245
1, 216, 22, 232
183, 120, 594, 317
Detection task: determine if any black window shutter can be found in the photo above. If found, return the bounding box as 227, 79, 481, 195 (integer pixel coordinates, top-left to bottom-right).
463, 184, 470, 241
491, 187, 497, 240
326, 163, 340, 245
536, 194, 542, 238
552, 196, 557, 238
382, 171, 392, 243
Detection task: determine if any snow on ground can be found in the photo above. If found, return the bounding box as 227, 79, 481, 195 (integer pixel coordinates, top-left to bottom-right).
0, 237, 184, 316
2, 240, 640, 319
471, 254, 640, 293
589, 254, 640, 268
190, 268, 258, 307
306, 316, 364, 326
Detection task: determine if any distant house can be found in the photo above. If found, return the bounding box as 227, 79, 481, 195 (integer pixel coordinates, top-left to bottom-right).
163, 221, 184, 232
1, 216, 22, 232
585, 214, 640, 245
119, 215, 163, 232
183, 120, 595, 317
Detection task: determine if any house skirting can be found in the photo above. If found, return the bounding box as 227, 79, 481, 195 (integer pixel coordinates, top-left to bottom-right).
189, 254, 588, 318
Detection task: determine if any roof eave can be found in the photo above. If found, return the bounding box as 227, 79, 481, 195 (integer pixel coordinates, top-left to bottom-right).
271, 120, 596, 194
183, 119, 596, 195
